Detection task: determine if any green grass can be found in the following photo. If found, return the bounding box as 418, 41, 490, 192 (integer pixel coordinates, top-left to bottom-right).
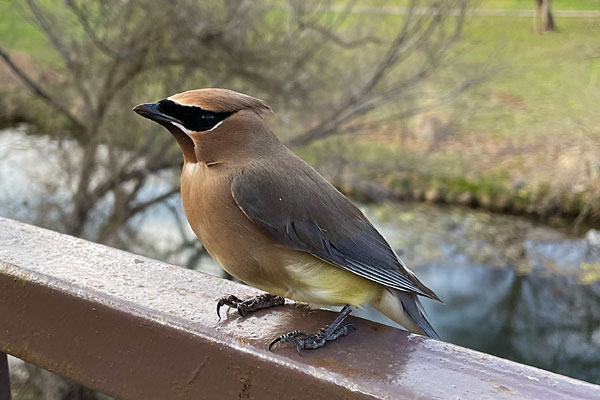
0, 0, 75, 66
0, 1, 50, 60
456, 16, 600, 139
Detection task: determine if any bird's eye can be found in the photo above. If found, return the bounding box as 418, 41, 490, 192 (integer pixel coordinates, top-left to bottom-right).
201, 113, 215, 120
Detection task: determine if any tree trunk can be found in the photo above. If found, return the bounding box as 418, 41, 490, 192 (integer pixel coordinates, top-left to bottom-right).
534, 0, 555, 33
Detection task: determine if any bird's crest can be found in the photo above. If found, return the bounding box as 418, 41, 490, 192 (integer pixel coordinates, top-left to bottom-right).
168, 88, 271, 114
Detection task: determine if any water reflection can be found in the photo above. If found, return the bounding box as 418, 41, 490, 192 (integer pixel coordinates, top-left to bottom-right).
361, 203, 600, 384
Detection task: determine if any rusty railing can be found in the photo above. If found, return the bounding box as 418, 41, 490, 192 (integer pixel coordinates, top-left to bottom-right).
0, 216, 599, 399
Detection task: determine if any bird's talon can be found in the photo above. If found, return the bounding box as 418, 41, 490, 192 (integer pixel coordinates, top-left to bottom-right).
216, 294, 284, 320
236, 305, 245, 318
269, 321, 354, 352
269, 336, 284, 351
216, 294, 242, 319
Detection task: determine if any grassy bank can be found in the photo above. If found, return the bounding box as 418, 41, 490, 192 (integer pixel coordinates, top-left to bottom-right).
298, 10, 600, 225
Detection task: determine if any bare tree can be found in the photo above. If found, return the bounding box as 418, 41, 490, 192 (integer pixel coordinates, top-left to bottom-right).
1, 0, 473, 251
534, 0, 555, 32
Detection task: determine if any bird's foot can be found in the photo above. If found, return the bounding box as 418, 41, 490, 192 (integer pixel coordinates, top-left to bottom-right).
216, 293, 285, 319
269, 323, 355, 353
269, 304, 355, 353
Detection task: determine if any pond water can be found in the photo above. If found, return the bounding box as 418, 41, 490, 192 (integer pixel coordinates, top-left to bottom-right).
1, 128, 599, 385
361, 202, 600, 385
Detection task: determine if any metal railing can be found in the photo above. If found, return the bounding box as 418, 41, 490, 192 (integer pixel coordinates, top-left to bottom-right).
0, 216, 599, 399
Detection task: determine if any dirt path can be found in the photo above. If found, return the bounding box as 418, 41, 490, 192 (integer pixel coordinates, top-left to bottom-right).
322, 6, 600, 18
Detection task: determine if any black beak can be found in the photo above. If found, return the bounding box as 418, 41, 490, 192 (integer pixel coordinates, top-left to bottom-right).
132, 102, 182, 126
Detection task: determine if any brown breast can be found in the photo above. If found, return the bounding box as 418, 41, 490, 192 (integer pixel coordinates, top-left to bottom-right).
180, 161, 293, 291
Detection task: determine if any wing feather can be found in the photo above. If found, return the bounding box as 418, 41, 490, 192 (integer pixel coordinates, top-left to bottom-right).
231, 161, 440, 301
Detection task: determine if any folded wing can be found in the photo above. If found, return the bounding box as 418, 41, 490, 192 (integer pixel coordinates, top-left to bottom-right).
231, 160, 440, 301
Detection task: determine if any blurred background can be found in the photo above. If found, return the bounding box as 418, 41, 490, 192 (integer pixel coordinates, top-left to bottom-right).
0, 0, 599, 398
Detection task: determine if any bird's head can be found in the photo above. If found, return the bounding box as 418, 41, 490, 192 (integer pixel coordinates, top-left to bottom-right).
133, 88, 273, 163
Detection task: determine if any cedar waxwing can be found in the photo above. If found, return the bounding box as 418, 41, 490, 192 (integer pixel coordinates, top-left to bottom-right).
133, 88, 441, 351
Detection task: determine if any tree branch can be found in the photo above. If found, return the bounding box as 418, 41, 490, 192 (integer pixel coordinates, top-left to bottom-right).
25, 0, 74, 66
287, 0, 471, 148
127, 187, 180, 218
65, 0, 146, 60
0, 45, 86, 133
334, 78, 477, 136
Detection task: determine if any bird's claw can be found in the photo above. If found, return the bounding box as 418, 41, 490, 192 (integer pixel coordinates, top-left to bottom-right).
269, 323, 356, 353
216, 295, 243, 320
216, 293, 285, 320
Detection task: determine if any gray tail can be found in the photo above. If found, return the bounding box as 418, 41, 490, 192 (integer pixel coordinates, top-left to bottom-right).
397, 291, 440, 340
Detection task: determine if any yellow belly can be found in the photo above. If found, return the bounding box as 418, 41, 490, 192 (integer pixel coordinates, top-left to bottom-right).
246, 255, 383, 308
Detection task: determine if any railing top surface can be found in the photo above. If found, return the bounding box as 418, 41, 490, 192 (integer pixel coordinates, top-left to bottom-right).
0, 216, 598, 400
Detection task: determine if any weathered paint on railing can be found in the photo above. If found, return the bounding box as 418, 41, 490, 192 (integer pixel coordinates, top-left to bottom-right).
0, 216, 599, 399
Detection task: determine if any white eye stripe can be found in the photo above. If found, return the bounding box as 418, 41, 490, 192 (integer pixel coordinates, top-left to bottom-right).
207, 120, 224, 132
170, 119, 224, 133
169, 121, 194, 134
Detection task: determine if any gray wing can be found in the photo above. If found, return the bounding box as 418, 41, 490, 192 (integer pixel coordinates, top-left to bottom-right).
231, 163, 440, 301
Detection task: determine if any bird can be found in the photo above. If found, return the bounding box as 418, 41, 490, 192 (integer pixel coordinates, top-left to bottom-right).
133, 88, 441, 351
